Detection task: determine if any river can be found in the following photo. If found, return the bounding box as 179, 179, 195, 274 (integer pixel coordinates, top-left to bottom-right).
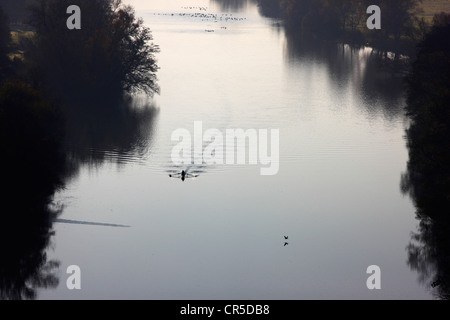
37, 0, 432, 299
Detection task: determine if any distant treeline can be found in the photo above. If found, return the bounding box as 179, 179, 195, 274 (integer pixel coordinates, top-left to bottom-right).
257, 0, 447, 57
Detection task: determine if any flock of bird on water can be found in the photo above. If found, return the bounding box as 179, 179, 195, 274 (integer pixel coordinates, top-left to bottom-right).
151, 6, 247, 32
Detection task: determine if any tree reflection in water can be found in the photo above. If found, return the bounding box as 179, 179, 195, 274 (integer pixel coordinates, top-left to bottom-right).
0, 203, 61, 300
401, 22, 450, 300
402, 155, 450, 300
0, 91, 157, 299
211, 0, 252, 12
0, 81, 64, 300
63, 95, 158, 180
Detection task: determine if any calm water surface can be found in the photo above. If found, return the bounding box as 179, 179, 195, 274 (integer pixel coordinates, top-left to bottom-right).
38, 0, 432, 299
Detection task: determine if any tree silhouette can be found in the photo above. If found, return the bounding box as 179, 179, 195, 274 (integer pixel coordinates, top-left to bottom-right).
402, 16, 450, 300
26, 0, 159, 100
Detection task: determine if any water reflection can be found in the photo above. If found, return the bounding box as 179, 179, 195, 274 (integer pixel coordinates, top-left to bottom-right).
0, 81, 64, 300
210, 0, 253, 12
1, 0, 158, 300
402, 168, 450, 299
400, 22, 450, 299
0, 204, 60, 300
0, 165, 61, 301
0, 85, 157, 300
0, 146, 62, 300
64, 95, 158, 178
404, 216, 450, 299
283, 30, 405, 119
0, 93, 158, 299
169, 169, 200, 182
401, 112, 450, 299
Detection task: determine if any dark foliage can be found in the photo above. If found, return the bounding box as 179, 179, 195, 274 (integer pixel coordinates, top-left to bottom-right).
0, 80, 65, 202
403, 22, 450, 217
0, 7, 12, 82
256, 0, 284, 18
25, 0, 159, 101
0, 0, 36, 23
258, 0, 426, 56
0, 80, 64, 299
402, 17, 450, 300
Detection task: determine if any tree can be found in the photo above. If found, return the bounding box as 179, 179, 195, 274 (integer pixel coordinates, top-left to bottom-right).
381, 0, 422, 42
276, 0, 427, 56
365, 0, 423, 56
280, 0, 317, 27
257, 0, 283, 18
405, 19, 450, 157
109, 5, 160, 94
26, 0, 159, 100
433, 12, 450, 27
